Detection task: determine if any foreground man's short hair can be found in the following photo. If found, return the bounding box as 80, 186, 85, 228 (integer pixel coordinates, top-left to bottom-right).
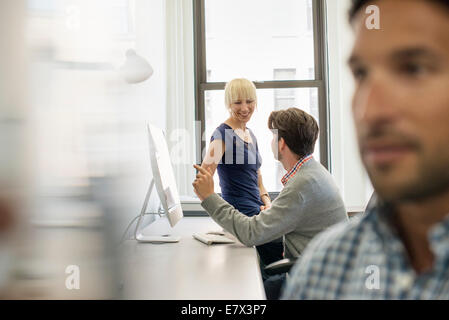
349, 0, 449, 21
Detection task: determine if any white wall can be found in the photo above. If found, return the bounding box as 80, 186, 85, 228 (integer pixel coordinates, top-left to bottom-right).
108, 0, 168, 225
327, 0, 373, 209
24, 0, 168, 235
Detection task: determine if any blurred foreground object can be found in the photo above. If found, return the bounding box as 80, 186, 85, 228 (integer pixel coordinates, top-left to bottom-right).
0, 200, 14, 233
0, 0, 27, 298
0, 0, 122, 299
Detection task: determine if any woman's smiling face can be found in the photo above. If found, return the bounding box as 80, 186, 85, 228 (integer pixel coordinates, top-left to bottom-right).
224, 78, 257, 123
229, 97, 256, 123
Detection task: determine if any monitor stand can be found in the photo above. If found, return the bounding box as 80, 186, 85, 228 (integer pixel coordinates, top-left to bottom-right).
135, 233, 180, 243
134, 180, 181, 243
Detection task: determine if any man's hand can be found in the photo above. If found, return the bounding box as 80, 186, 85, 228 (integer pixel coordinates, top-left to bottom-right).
260, 203, 272, 211
192, 165, 214, 201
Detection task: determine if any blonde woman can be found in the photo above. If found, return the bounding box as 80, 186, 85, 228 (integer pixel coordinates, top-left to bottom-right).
201, 78, 283, 272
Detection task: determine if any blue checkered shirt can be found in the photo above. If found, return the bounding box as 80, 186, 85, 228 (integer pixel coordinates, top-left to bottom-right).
282, 202, 449, 299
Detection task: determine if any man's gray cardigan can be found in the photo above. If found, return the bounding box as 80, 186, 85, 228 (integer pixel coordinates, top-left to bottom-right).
201, 158, 348, 259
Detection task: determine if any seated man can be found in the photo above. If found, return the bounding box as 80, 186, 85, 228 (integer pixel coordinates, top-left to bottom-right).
282, 0, 449, 299
193, 107, 348, 299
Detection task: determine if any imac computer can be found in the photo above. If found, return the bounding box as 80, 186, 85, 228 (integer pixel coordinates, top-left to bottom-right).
133, 124, 183, 243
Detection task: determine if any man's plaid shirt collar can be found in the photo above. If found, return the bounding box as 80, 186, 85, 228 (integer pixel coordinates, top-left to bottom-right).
281, 155, 313, 186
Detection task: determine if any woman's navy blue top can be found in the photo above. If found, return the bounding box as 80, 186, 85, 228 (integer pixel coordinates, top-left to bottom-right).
210, 123, 263, 217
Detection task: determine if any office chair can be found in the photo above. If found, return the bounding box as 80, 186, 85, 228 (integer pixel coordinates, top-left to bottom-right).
264, 258, 297, 276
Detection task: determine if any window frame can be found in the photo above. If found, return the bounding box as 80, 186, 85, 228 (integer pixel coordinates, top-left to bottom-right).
193, 0, 330, 174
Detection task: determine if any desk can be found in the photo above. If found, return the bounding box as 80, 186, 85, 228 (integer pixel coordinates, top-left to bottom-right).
120, 217, 266, 300
3, 217, 265, 300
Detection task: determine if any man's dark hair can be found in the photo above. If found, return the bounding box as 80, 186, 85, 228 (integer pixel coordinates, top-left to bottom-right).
268, 108, 319, 158
349, 0, 449, 22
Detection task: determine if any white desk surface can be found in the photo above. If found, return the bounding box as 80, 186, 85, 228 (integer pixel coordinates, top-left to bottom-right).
120, 217, 266, 300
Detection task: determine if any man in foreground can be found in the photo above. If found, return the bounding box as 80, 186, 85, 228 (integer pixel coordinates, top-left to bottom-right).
283, 0, 449, 299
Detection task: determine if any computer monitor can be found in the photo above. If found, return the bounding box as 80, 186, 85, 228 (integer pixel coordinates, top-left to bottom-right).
134, 124, 183, 243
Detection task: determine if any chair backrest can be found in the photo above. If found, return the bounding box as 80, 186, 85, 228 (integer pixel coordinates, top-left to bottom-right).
347, 192, 377, 219
365, 192, 377, 213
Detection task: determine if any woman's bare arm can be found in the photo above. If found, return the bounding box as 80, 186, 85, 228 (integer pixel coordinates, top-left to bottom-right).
258, 169, 272, 210
200, 139, 225, 176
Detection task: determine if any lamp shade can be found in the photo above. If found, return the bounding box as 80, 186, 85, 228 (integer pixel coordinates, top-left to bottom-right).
120, 49, 153, 84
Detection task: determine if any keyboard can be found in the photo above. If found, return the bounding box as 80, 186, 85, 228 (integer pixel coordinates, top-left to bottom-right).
192, 232, 235, 245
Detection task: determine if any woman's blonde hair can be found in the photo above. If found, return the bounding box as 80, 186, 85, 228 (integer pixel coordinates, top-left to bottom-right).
224, 78, 257, 110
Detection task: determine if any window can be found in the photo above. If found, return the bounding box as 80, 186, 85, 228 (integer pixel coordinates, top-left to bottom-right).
273, 68, 296, 109
194, 0, 329, 192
